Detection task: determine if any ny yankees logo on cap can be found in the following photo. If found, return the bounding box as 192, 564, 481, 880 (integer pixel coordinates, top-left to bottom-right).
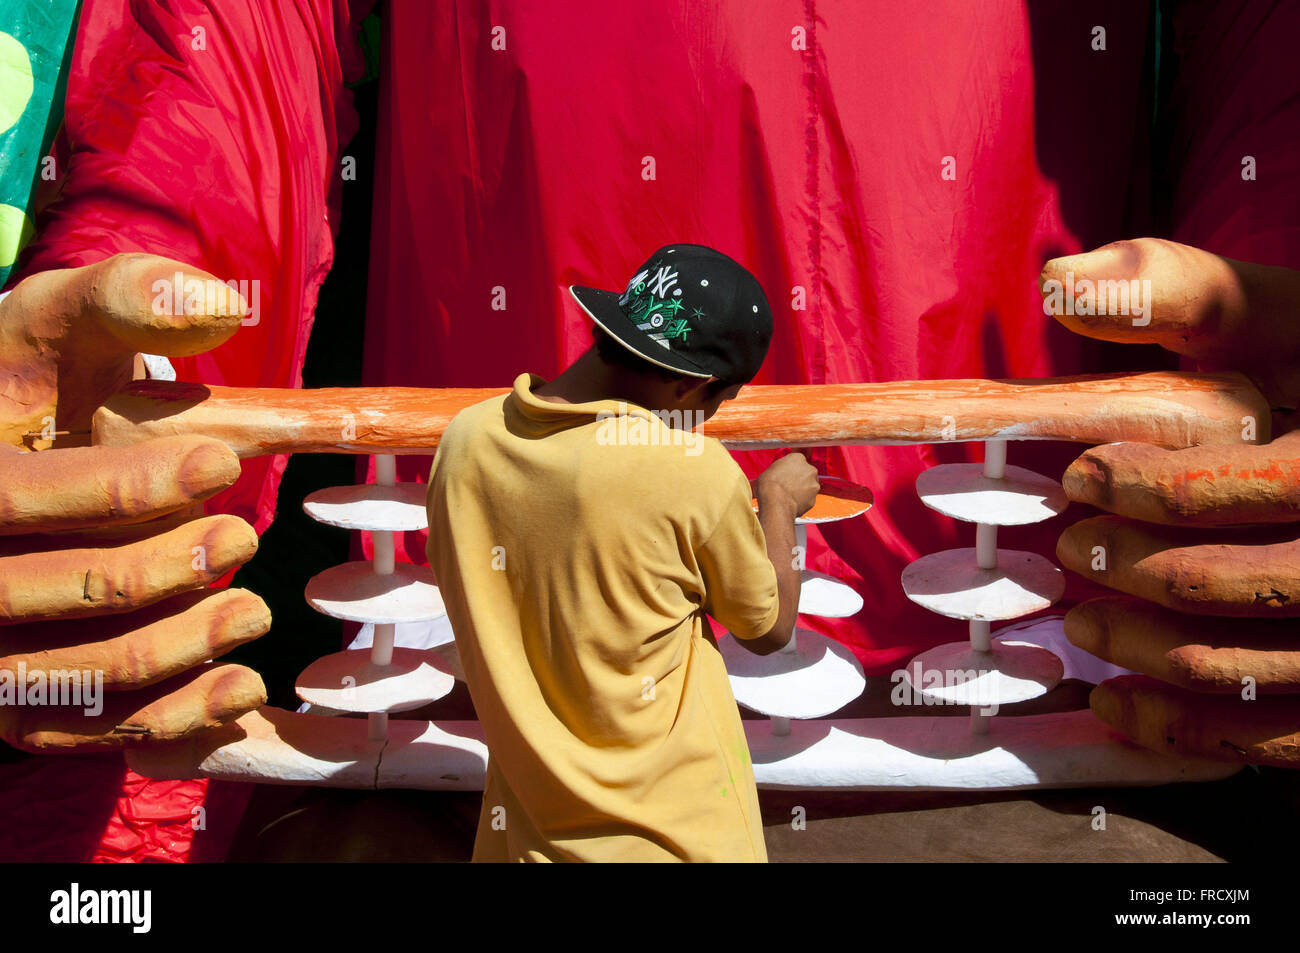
570, 244, 773, 384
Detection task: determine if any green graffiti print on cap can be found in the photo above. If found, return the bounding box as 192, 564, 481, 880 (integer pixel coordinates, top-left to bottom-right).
620, 264, 698, 347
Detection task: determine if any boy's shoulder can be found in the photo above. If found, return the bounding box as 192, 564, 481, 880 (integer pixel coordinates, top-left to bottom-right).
441, 392, 510, 441
619, 423, 749, 495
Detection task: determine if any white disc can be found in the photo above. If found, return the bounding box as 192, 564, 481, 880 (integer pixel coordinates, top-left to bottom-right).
798, 570, 864, 618
901, 548, 1064, 621
916, 463, 1067, 526
302, 483, 429, 531
902, 639, 1063, 706
718, 627, 866, 719
305, 561, 447, 623
295, 648, 455, 713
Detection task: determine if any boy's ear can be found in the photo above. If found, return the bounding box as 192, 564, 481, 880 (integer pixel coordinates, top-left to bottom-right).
674, 377, 710, 401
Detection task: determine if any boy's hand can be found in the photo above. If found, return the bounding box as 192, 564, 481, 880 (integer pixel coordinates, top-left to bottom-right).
755, 453, 820, 517
740, 453, 819, 656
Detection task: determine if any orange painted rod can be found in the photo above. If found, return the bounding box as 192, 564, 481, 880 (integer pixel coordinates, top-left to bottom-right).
90, 371, 1268, 457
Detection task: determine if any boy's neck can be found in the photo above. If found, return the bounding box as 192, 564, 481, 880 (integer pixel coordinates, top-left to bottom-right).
533, 347, 659, 410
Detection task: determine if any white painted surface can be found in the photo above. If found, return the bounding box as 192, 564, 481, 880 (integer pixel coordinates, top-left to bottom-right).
901, 548, 1064, 620
302, 482, 429, 531
305, 561, 446, 623
745, 710, 1241, 790
125, 709, 386, 788
798, 569, 864, 617
378, 719, 490, 790
141, 354, 177, 381
719, 626, 866, 719
295, 647, 455, 713
127, 712, 489, 791
992, 616, 1136, 684
903, 639, 1063, 706
126, 709, 1238, 792
916, 463, 1067, 525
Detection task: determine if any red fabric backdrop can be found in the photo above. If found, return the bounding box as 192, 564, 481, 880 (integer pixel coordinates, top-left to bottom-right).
363, 0, 1162, 674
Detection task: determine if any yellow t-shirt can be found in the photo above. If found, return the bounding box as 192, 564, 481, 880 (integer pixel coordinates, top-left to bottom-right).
425, 372, 780, 862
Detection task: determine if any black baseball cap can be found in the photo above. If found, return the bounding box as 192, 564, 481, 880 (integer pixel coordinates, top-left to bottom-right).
569, 243, 773, 384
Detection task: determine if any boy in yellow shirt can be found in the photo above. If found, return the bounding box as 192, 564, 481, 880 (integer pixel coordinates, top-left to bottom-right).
425, 244, 818, 861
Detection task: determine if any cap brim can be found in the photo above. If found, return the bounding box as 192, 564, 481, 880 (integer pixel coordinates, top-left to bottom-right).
569, 285, 713, 379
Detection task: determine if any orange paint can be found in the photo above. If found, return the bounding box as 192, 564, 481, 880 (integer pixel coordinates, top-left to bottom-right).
751, 476, 873, 523
1249, 460, 1284, 483
93, 371, 1271, 457
1174, 468, 1216, 486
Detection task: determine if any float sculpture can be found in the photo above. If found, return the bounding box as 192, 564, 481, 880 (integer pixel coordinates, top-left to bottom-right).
84, 369, 1280, 791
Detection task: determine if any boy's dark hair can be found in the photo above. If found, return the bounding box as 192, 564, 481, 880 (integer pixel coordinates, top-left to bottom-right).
591, 325, 737, 399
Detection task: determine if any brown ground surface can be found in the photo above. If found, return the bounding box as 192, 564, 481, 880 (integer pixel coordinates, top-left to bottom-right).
227, 677, 1300, 862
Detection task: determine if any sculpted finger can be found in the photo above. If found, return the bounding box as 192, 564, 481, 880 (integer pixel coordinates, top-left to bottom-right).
0, 514, 257, 623
0, 588, 270, 689
0, 435, 240, 535
1041, 239, 1296, 358
1063, 429, 1300, 526
1066, 596, 1300, 693
84, 253, 248, 357
1058, 516, 1300, 617
0, 256, 251, 448
1042, 239, 1300, 410
0, 662, 266, 752
1090, 674, 1300, 768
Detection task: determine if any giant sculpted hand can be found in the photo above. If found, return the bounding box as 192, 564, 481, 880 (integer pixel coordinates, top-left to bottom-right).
0, 254, 270, 751
1043, 238, 1300, 768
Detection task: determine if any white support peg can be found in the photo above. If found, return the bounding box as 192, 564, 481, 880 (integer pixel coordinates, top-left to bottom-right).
969, 618, 991, 653
372, 529, 395, 575
372, 621, 396, 667
372, 455, 398, 575
975, 522, 998, 569
983, 439, 1007, 480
